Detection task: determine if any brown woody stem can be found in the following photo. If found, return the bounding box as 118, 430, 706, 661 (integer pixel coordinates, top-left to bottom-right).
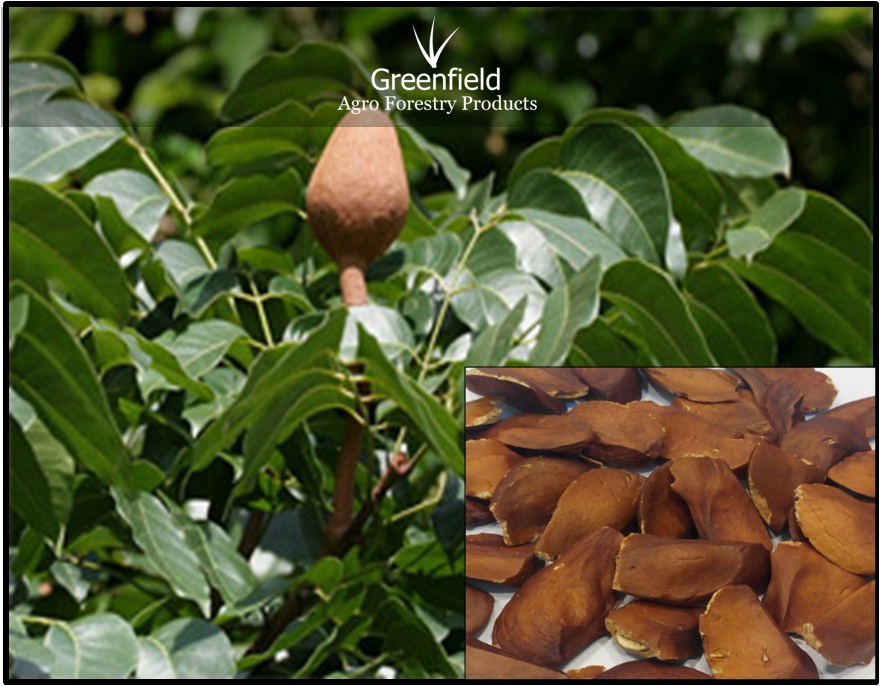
323, 414, 366, 554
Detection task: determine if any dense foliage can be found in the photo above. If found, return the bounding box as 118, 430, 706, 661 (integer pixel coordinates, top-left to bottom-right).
7, 7, 873, 680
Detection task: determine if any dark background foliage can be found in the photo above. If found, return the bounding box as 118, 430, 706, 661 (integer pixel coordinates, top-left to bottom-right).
9, 6, 874, 224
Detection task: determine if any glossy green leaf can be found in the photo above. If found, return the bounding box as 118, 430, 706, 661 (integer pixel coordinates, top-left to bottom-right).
9, 291, 29, 351
452, 268, 546, 332
9, 100, 124, 182
529, 256, 602, 365
9, 614, 53, 679
467, 298, 527, 366
668, 105, 790, 178
726, 188, 806, 260
222, 42, 368, 121
153, 320, 248, 379
44, 613, 138, 679
24, 418, 76, 527
194, 171, 302, 243
9, 283, 131, 488
9, 417, 59, 542
400, 125, 471, 200
685, 264, 776, 365
375, 595, 455, 678
84, 169, 169, 246
561, 123, 670, 263
137, 618, 236, 679
507, 136, 561, 187
113, 489, 211, 613
508, 169, 587, 217
10, 179, 131, 322
9, 58, 79, 124
341, 305, 416, 362
358, 327, 463, 476
568, 317, 642, 366
404, 233, 463, 276
601, 259, 716, 365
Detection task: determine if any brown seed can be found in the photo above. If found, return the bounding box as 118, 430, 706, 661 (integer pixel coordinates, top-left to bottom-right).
571, 368, 642, 403
465, 496, 495, 526
306, 110, 409, 306
490, 457, 590, 545
759, 378, 805, 441
566, 665, 607, 679
823, 396, 875, 439
613, 534, 770, 606
465, 533, 541, 586
593, 659, 712, 680
465, 396, 503, 428
643, 367, 741, 402
762, 541, 867, 634
827, 450, 875, 498
465, 635, 568, 680
801, 580, 876, 667
493, 527, 623, 668
637, 460, 694, 538
605, 600, 703, 661
481, 411, 592, 452
700, 585, 819, 680
671, 388, 773, 441
465, 439, 522, 500
499, 367, 591, 398
536, 468, 644, 560
747, 442, 825, 531
568, 400, 665, 468
733, 367, 837, 412
671, 456, 772, 550
465, 584, 494, 635
779, 414, 869, 472
465, 368, 567, 414
794, 484, 875, 575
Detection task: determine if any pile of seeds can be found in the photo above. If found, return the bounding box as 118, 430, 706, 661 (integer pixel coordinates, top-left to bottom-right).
464, 367, 875, 680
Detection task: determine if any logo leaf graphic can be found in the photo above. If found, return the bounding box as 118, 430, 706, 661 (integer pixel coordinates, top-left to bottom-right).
413, 18, 458, 68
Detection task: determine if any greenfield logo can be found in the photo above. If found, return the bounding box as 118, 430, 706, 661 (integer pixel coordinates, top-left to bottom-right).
413, 18, 458, 68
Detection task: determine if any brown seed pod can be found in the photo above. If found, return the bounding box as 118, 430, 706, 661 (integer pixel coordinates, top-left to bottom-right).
779, 414, 869, 472
481, 411, 592, 452
637, 460, 694, 538
823, 396, 875, 439
671, 456, 772, 550
465, 584, 495, 635
490, 457, 590, 545
613, 534, 770, 606
536, 468, 644, 561
465, 496, 495, 527
465, 439, 522, 500
493, 527, 623, 668
465, 368, 567, 414
306, 110, 409, 306
593, 660, 711, 680
793, 484, 875, 575
571, 368, 642, 403
700, 585, 819, 680
465, 533, 541, 586
827, 449, 875, 498
642, 367, 741, 402
465, 635, 568, 680
801, 580, 876, 667
465, 396, 503, 429
747, 442, 825, 531
733, 367, 837, 412
671, 388, 774, 441
569, 400, 665, 468
762, 541, 867, 634
605, 600, 703, 661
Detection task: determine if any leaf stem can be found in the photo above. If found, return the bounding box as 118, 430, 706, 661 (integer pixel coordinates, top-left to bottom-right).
248, 277, 275, 347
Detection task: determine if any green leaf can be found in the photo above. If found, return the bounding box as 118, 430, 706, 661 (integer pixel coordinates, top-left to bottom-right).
153, 320, 248, 379
9, 283, 132, 488
9, 291, 29, 350
84, 169, 169, 247
9, 614, 54, 679
529, 256, 602, 365
375, 595, 455, 678
194, 170, 302, 243
568, 317, 642, 366
668, 105, 790, 178
452, 268, 546, 332
507, 136, 561, 187
726, 188, 806, 260
561, 123, 670, 263
399, 125, 471, 200
358, 327, 463, 476
601, 259, 716, 365
9, 58, 79, 124
9, 100, 124, 182
685, 264, 776, 365
404, 233, 463, 276
468, 298, 527, 366
191, 310, 348, 473
222, 42, 368, 120
9, 417, 59, 542
24, 418, 76, 527
44, 613, 138, 679
136, 618, 236, 679
342, 305, 416, 362
508, 169, 587, 217
112, 489, 211, 614
10, 179, 132, 323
